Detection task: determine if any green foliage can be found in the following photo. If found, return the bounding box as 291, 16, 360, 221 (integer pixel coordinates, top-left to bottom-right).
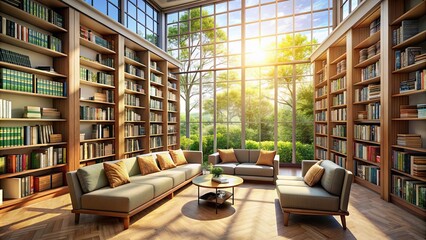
180, 137, 194, 150
245, 140, 259, 149
211, 166, 224, 178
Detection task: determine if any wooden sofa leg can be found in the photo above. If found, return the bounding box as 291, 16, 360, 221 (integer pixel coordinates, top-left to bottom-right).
283, 212, 290, 226
123, 217, 130, 230
168, 192, 174, 199
340, 215, 346, 230
75, 213, 80, 224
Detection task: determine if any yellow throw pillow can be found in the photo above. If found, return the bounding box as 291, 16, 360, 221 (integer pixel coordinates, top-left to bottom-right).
255, 150, 276, 167
218, 149, 239, 163
304, 161, 325, 187
103, 161, 130, 188
157, 153, 176, 170
137, 155, 161, 175
169, 149, 188, 166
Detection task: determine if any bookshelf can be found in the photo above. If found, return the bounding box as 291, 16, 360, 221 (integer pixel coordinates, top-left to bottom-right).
314, 52, 328, 160
0, 0, 71, 212
167, 62, 180, 150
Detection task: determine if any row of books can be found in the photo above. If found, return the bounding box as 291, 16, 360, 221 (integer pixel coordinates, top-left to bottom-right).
150, 124, 163, 135
354, 143, 380, 163
332, 124, 346, 137
369, 17, 380, 36
126, 80, 144, 93
315, 85, 327, 98
0, 98, 12, 118
125, 108, 141, 121
168, 72, 177, 79
332, 91, 346, 106
168, 135, 177, 145
150, 86, 163, 98
125, 124, 145, 137
315, 99, 327, 109
359, 41, 380, 63
332, 139, 346, 154
400, 104, 426, 118
0, 125, 56, 147
80, 26, 113, 50
396, 134, 422, 148
150, 73, 162, 84
86, 90, 114, 103
95, 54, 114, 68
150, 99, 163, 110
0, 67, 33, 92
331, 76, 346, 92
17, 0, 64, 27
331, 153, 346, 168
336, 59, 346, 74
35, 78, 65, 97
150, 112, 162, 122
150, 136, 162, 148
79, 106, 114, 120
315, 136, 327, 148
315, 123, 327, 135
354, 124, 381, 143
357, 102, 381, 120
315, 111, 326, 121
318, 72, 325, 83
125, 139, 141, 153
124, 47, 141, 62
356, 162, 380, 186
361, 60, 380, 81
125, 93, 141, 107
168, 102, 177, 112
392, 20, 419, 46
167, 125, 177, 134
80, 142, 114, 160
1, 17, 62, 52
125, 63, 144, 78
355, 84, 380, 102
168, 81, 177, 89
91, 124, 114, 139
168, 113, 177, 122
0, 48, 31, 67
316, 148, 327, 160
392, 150, 426, 177
168, 91, 177, 101
80, 67, 114, 86
150, 61, 161, 71
23, 107, 60, 119
399, 70, 426, 93
392, 174, 425, 209
331, 108, 347, 121
395, 47, 422, 70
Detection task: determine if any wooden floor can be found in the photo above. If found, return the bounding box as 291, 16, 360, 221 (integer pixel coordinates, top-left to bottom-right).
0, 168, 425, 240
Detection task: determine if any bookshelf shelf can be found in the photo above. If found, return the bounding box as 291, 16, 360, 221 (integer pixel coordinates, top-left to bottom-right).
150, 134, 163, 137
125, 89, 146, 95
315, 95, 327, 100
354, 31, 380, 49
354, 119, 380, 123
354, 139, 380, 145
125, 135, 146, 139
0, 89, 67, 99
330, 88, 347, 95
80, 99, 115, 105
0, 142, 67, 151
315, 145, 327, 150
0, 186, 68, 210
150, 108, 164, 112
354, 54, 381, 68
353, 99, 380, 105
331, 104, 347, 109
392, 61, 426, 73
150, 95, 164, 100
329, 150, 347, 156
80, 58, 115, 71
353, 76, 381, 86
329, 71, 347, 80
392, 30, 426, 49
330, 120, 347, 123
80, 154, 116, 163
168, 99, 177, 103
0, 118, 66, 122
150, 146, 164, 150
0, 34, 67, 57
124, 105, 145, 109
392, 118, 426, 121
124, 56, 146, 68
80, 137, 115, 143
168, 87, 178, 92
390, 194, 426, 219
391, 145, 426, 153
0, 61, 67, 78
331, 135, 347, 140
354, 176, 381, 193
150, 68, 164, 75
315, 107, 328, 111
125, 120, 146, 123
150, 81, 164, 87
315, 67, 325, 75
391, 1, 426, 25
80, 120, 115, 123
315, 120, 327, 124
314, 80, 327, 88
316, 133, 327, 137
353, 157, 380, 167
392, 89, 426, 97
0, 164, 67, 180
80, 80, 115, 89
125, 72, 145, 81
79, 38, 115, 54
391, 169, 426, 182
168, 76, 178, 81
124, 149, 145, 155
330, 53, 347, 65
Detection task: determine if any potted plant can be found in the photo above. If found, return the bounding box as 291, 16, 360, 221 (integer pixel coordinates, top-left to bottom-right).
202, 162, 212, 175
211, 166, 224, 178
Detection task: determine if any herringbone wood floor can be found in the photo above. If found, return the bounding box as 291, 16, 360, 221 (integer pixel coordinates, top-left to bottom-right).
0, 169, 425, 240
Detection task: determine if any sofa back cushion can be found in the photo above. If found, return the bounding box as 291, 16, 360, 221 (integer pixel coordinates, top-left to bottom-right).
122, 157, 141, 176
76, 163, 109, 193
218, 149, 239, 163
103, 161, 131, 188
234, 149, 249, 163
320, 160, 346, 196
169, 149, 188, 166
249, 150, 260, 163
137, 155, 161, 175
157, 153, 177, 170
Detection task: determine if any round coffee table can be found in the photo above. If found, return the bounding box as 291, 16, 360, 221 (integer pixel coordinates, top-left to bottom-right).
192, 174, 244, 213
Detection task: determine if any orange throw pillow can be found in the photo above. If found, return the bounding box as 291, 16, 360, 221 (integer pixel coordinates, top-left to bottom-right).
137, 155, 161, 175
218, 149, 239, 163
255, 150, 276, 167
304, 161, 325, 187
103, 161, 130, 188
169, 149, 188, 166
157, 153, 176, 170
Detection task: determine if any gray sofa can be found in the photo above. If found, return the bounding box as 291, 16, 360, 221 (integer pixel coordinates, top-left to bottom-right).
276, 160, 353, 229
66, 150, 202, 230
208, 149, 279, 182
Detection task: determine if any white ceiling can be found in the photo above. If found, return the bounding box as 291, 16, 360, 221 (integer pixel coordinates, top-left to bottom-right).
152, 0, 201, 9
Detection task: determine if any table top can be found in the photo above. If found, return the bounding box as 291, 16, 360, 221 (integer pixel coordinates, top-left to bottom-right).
192, 174, 244, 189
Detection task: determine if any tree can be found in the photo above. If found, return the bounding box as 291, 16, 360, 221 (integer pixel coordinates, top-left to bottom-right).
167, 8, 227, 137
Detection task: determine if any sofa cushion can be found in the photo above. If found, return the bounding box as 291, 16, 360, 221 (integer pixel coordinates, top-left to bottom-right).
234, 149, 249, 163
122, 157, 141, 176
255, 150, 276, 167
276, 185, 340, 212
235, 163, 273, 177
249, 150, 260, 163
169, 149, 188, 166
157, 153, 176, 170
137, 155, 161, 175
135, 170, 186, 187
320, 160, 346, 196
81, 183, 154, 213
130, 175, 173, 197
176, 163, 202, 179
304, 161, 324, 187
215, 163, 238, 175
276, 179, 309, 187
103, 161, 131, 188
218, 149, 239, 163
76, 164, 109, 193
277, 175, 304, 181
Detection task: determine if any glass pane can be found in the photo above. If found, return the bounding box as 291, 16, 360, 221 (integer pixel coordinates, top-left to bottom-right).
313, 10, 329, 28
179, 10, 189, 21
216, 2, 227, 13
245, 22, 259, 38
216, 43, 227, 56
229, 11, 242, 25
295, 13, 312, 31
277, 17, 293, 33
229, 41, 241, 54
261, 3, 276, 20
277, 0, 293, 17
190, 7, 201, 19
216, 27, 228, 42
261, 20, 276, 36
127, 16, 136, 32
229, 26, 241, 40
216, 13, 228, 27
202, 17, 214, 30
228, 55, 241, 67
179, 21, 189, 34
342, 2, 349, 20
295, 0, 311, 14
351, 0, 359, 11
246, 0, 259, 7
313, 0, 328, 10
312, 28, 329, 43
245, 7, 259, 22
108, 4, 119, 22
191, 19, 201, 32
245, 39, 259, 53
127, 2, 136, 17
167, 23, 178, 36
94, 0, 107, 15
202, 30, 214, 44
202, 5, 214, 16
229, 0, 242, 11
146, 4, 154, 18
146, 17, 153, 31
245, 67, 260, 80
261, 36, 276, 50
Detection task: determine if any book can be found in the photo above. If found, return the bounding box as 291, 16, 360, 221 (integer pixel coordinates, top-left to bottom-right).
0, 178, 22, 199
212, 177, 229, 183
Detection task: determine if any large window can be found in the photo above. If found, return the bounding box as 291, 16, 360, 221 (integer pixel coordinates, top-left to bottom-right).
341, 0, 362, 21
85, 0, 120, 22
167, 0, 332, 163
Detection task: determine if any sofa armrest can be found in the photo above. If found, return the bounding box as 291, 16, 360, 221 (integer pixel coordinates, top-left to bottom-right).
301, 160, 318, 177
183, 150, 203, 164
208, 152, 220, 165
66, 171, 83, 210
340, 170, 353, 212
273, 154, 280, 182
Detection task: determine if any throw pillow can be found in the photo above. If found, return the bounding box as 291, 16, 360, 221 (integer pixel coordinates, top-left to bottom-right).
169, 149, 188, 166
304, 161, 325, 187
137, 155, 161, 175
103, 161, 131, 188
255, 150, 276, 166
157, 153, 176, 170
218, 149, 239, 163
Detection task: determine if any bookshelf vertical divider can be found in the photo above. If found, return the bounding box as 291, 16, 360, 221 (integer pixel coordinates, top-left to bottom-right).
115, 35, 125, 159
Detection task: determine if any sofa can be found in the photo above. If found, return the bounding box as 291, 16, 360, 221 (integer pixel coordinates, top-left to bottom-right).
208, 149, 279, 182
66, 150, 202, 230
276, 160, 353, 229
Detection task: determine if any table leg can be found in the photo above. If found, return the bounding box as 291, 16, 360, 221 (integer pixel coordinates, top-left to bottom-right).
232, 187, 235, 205
215, 188, 218, 214
198, 186, 200, 205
